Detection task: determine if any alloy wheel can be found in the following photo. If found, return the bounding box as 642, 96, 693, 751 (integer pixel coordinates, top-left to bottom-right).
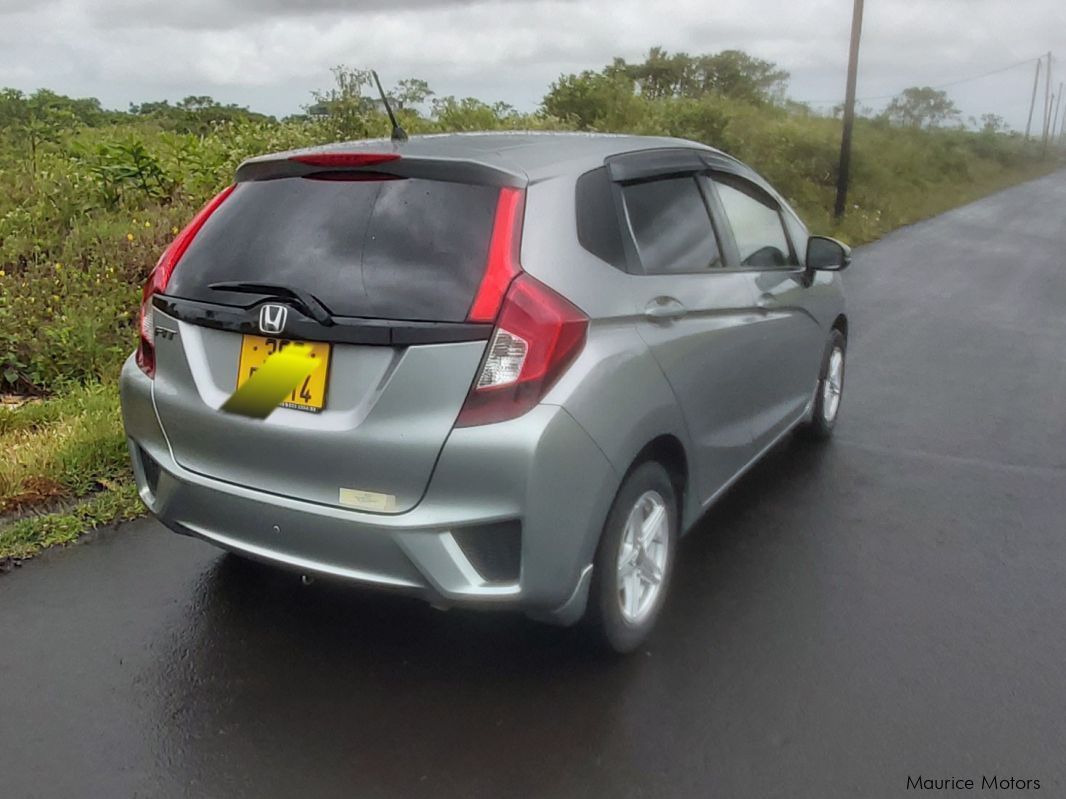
616, 489, 670, 624
823, 346, 844, 423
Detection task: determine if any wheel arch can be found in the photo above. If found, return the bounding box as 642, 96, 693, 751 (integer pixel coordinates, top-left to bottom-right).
831, 313, 848, 341
628, 434, 691, 534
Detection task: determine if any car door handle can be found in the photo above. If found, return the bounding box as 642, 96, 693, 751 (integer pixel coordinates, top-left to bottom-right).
644, 297, 687, 321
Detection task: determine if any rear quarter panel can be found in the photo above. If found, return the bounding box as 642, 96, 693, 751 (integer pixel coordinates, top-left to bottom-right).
520, 174, 701, 532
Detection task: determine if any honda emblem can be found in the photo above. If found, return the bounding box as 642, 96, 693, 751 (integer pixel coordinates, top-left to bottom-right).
259, 304, 288, 335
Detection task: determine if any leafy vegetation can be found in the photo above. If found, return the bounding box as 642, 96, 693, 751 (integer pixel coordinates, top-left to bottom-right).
0, 48, 1061, 559
0, 480, 142, 561
0, 383, 134, 561
0, 382, 126, 504
883, 86, 961, 129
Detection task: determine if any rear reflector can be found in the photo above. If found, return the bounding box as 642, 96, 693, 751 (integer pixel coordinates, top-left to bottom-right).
136, 184, 236, 377
467, 187, 524, 323
456, 274, 588, 427
289, 152, 401, 168
451, 520, 522, 583
135, 444, 161, 497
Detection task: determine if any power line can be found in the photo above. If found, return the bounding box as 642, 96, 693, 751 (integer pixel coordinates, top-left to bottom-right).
799, 55, 1041, 106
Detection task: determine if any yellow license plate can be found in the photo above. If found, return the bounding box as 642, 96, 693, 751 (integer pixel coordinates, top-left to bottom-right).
236, 335, 332, 413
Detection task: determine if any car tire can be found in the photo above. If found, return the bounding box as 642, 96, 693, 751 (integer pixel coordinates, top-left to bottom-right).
586, 460, 678, 654
800, 328, 846, 440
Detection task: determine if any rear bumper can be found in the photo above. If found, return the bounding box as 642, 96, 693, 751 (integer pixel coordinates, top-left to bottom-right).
119, 355, 618, 623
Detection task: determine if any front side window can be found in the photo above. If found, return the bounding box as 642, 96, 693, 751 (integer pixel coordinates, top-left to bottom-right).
622, 176, 722, 274
713, 177, 795, 268
782, 207, 810, 267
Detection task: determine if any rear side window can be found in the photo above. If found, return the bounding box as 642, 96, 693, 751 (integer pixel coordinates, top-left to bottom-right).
712, 177, 795, 268
575, 167, 626, 270
621, 176, 722, 274
167, 177, 500, 322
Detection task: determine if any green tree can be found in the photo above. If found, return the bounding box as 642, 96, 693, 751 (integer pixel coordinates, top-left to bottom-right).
612, 48, 789, 103
0, 89, 81, 175
623, 46, 689, 99
979, 113, 1009, 134
692, 50, 789, 103
430, 96, 517, 130
306, 66, 377, 138
1, 88, 108, 128
128, 99, 174, 116
391, 78, 434, 110
0, 87, 29, 128
130, 96, 271, 134
884, 87, 960, 129
542, 70, 637, 129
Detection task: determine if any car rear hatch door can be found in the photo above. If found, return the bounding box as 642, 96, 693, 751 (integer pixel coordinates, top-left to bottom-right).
150, 155, 522, 513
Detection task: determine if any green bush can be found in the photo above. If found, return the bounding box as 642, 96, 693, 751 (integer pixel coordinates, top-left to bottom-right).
0, 68, 1060, 394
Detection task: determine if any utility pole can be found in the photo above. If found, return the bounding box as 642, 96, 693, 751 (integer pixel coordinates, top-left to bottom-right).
1025, 58, 1042, 140
834, 0, 865, 218
1041, 51, 1052, 153
1051, 83, 1064, 143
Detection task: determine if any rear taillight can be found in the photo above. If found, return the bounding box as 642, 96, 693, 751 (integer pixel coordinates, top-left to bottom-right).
457, 185, 587, 427
455, 274, 588, 427
136, 184, 236, 377
467, 187, 524, 323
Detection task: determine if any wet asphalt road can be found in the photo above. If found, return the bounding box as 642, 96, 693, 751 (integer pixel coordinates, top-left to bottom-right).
3, 172, 1066, 798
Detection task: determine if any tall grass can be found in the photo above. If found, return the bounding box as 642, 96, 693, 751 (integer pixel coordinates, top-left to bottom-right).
1, 97, 1058, 394
0, 75, 1061, 557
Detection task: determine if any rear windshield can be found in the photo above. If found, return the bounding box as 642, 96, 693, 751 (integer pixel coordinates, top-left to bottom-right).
167, 176, 500, 322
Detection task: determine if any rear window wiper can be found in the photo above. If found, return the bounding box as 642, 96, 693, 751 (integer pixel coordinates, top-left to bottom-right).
208, 281, 335, 327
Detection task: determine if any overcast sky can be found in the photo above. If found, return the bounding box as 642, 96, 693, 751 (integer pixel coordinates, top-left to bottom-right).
1, 0, 1064, 130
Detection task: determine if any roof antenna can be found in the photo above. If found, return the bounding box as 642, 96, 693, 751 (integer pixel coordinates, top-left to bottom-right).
371, 70, 408, 143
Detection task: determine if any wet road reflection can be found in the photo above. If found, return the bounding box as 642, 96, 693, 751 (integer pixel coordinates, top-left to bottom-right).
144, 438, 825, 798
4, 171, 1066, 797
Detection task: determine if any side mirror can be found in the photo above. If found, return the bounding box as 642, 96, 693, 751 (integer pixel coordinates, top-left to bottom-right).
806, 236, 851, 271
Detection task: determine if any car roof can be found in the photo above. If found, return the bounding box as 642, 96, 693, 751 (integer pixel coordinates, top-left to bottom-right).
241, 131, 734, 183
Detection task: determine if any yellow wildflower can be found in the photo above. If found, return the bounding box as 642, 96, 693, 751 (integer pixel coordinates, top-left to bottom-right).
0, 270, 5, 278
171, 226, 179, 235
144, 221, 152, 228
126, 233, 134, 242
55, 262, 63, 270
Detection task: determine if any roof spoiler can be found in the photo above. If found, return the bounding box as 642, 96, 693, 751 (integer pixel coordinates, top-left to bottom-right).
234, 148, 526, 188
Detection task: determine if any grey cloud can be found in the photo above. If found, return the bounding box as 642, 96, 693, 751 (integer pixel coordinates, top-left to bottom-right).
0, 0, 1062, 132
82, 0, 570, 31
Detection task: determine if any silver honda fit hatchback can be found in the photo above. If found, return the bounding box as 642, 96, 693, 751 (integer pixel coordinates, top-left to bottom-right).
119, 132, 849, 652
